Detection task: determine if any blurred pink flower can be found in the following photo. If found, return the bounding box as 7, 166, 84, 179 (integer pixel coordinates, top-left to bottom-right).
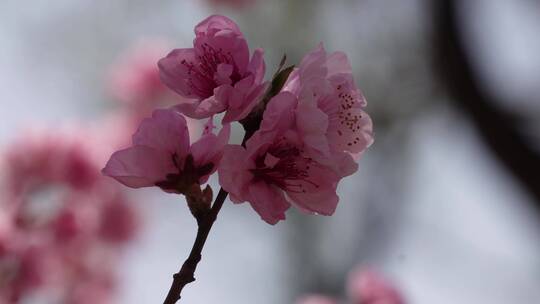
108, 39, 171, 107
295, 268, 405, 304
0, 245, 53, 302
285, 44, 373, 157
64, 260, 116, 304
53, 207, 84, 243
158, 15, 267, 123
0, 127, 139, 303
296, 295, 338, 304
103, 109, 229, 193
99, 195, 139, 244
348, 269, 405, 304
218, 92, 357, 224
4, 131, 99, 195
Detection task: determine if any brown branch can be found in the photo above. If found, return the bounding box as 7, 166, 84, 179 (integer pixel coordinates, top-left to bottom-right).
163, 188, 228, 304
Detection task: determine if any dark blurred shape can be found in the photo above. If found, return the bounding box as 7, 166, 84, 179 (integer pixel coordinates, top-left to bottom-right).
432, 0, 540, 211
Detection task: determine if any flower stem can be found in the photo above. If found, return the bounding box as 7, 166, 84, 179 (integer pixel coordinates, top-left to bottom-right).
163, 187, 228, 304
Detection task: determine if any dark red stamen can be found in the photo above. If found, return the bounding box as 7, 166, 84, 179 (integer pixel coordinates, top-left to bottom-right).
251, 139, 318, 193
181, 43, 241, 98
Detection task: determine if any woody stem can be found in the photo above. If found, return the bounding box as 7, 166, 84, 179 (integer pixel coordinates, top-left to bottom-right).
162, 187, 228, 304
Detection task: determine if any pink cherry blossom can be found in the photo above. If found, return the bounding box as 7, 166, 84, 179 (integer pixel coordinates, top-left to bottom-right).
296, 295, 338, 304
158, 15, 267, 123
348, 268, 405, 304
218, 91, 358, 224
284, 44, 373, 157
102, 108, 230, 193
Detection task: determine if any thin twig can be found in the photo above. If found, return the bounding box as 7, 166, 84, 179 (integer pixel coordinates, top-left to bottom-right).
162, 188, 228, 304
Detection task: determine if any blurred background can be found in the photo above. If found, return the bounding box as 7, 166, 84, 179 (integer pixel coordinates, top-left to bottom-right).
1, 0, 540, 303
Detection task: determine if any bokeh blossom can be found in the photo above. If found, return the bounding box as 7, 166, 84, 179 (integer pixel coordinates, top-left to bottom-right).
158, 15, 267, 123
108, 39, 171, 108
347, 268, 405, 304
296, 295, 338, 304
297, 268, 405, 304
0, 129, 138, 303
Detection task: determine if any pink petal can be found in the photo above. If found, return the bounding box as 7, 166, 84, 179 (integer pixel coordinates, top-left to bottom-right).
296, 94, 330, 157
258, 91, 297, 133
282, 68, 301, 95
176, 88, 229, 119
326, 51, 353, 77
218, 145, 253, 202
286, 164, 339, 216
132, 109, 190, 159
194, 35, 250, 76
329, 74, 367, 107
247, 48, 266, 84
330, 151, 359, 178
190, 123, 231, 182
199, 90, 230, 114
158, 48, 199, 99
222, 80, 268, 124
248, 182, 290, 225
228, 75, 254, 108
328, 107, 373, 154
102, 146, 175, 188
215, 123, 231, 148
195, 15, 242, 37
215, 63, 234, 85
298, 43, 327, 80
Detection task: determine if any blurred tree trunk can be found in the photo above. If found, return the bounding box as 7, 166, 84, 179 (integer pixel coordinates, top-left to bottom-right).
432, 0, 540, 211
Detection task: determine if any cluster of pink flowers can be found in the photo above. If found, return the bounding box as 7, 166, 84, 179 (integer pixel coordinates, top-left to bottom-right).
0, 130, 138, 303
297, 268, 405, 304
104, 14, 373, 225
